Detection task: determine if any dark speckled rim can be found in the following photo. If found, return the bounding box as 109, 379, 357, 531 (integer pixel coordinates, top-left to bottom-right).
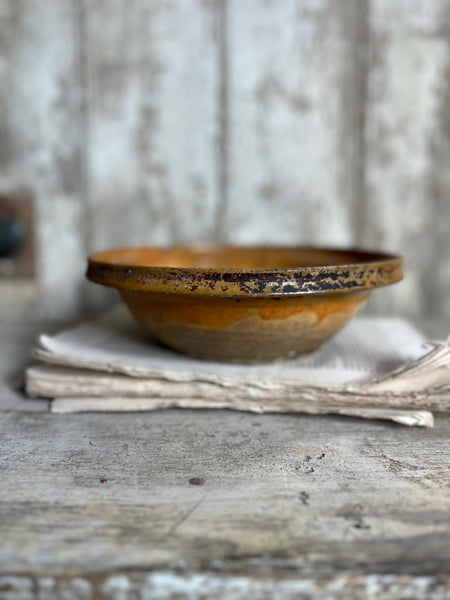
86, 245, 403, 297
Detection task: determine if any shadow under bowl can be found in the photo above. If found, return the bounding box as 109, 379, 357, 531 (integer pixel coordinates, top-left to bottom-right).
86, 245, 402, 363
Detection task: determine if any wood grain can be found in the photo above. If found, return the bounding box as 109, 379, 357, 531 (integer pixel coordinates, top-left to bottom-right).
0, 0, 86, 319
222, 0, 364, 246
83, 0, 221, 249
363, 0, 450, 318
0, 0, 449, 320
1, 409, 449, 580
82, 0, 222, 310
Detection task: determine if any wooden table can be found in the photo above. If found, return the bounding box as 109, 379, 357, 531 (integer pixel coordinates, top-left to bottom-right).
1, 321, 449, 599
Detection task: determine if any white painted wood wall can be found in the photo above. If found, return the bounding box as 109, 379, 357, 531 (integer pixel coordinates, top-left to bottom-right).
0, 0, 449, 320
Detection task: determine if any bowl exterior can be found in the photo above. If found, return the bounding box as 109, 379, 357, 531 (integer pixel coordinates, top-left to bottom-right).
120, 289, 370, 363
87, 245, 402, 362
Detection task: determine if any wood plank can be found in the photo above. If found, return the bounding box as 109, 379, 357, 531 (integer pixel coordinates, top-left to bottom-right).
0, 572, 449, 600
1, 0, 449, 324
83, 0, 221, 265
363, 0, 450, 318
221, 0, 364, 246
1, 410, 449, 577
0, 0, 86, 319
82, 0, 222, 311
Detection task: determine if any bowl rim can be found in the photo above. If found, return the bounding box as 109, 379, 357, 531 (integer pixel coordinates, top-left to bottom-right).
86, 244, 403, 297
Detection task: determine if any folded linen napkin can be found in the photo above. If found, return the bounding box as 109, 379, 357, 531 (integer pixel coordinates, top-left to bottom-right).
25, 307, 450, 427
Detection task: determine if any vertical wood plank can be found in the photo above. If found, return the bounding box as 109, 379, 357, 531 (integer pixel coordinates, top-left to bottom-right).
1, 0, 449, 320
0, 1, 15, 192
0, 0, 86, 318
363, 0, 450, 318
83, 0, 221, 255
428, 10, 450, 321
222, 0, 364, 246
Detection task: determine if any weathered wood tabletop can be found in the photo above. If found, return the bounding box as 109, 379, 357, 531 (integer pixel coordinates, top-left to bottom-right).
1, 321, 449, 599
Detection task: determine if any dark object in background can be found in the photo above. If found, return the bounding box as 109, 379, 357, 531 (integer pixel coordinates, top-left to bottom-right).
0, 215, 26, 256
0, 194, 35, 278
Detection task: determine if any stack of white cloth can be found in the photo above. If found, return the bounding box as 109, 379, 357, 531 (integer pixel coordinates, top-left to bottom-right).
25, 307, 450, 427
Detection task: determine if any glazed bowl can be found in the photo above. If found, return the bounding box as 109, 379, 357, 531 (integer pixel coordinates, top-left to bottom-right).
86, 245, 402, 363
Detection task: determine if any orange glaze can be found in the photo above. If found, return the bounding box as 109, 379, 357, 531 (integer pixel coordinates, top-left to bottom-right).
124, 291, 368, 331
89, 245, 401, 362
257, 293, 367, 322
138, 297, 255, 329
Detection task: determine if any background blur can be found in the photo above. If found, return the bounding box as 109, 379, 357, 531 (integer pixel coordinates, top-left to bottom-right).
0, 0, 449, 321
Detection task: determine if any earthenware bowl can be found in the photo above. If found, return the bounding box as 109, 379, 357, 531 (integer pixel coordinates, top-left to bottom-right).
86, 245, 402, 363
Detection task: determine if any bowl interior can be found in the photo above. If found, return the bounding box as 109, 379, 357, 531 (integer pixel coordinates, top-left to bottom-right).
90, 245, 397, 271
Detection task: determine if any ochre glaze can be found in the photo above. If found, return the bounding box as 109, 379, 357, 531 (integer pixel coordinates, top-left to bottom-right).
119, 289, 369, 362
87, 245, 402, 362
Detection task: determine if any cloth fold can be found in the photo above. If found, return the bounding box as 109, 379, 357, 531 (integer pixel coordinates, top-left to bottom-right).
25, 307, 450, 427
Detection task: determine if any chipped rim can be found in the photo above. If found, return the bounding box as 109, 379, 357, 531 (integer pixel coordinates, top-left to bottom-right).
86, 245, 403, 297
